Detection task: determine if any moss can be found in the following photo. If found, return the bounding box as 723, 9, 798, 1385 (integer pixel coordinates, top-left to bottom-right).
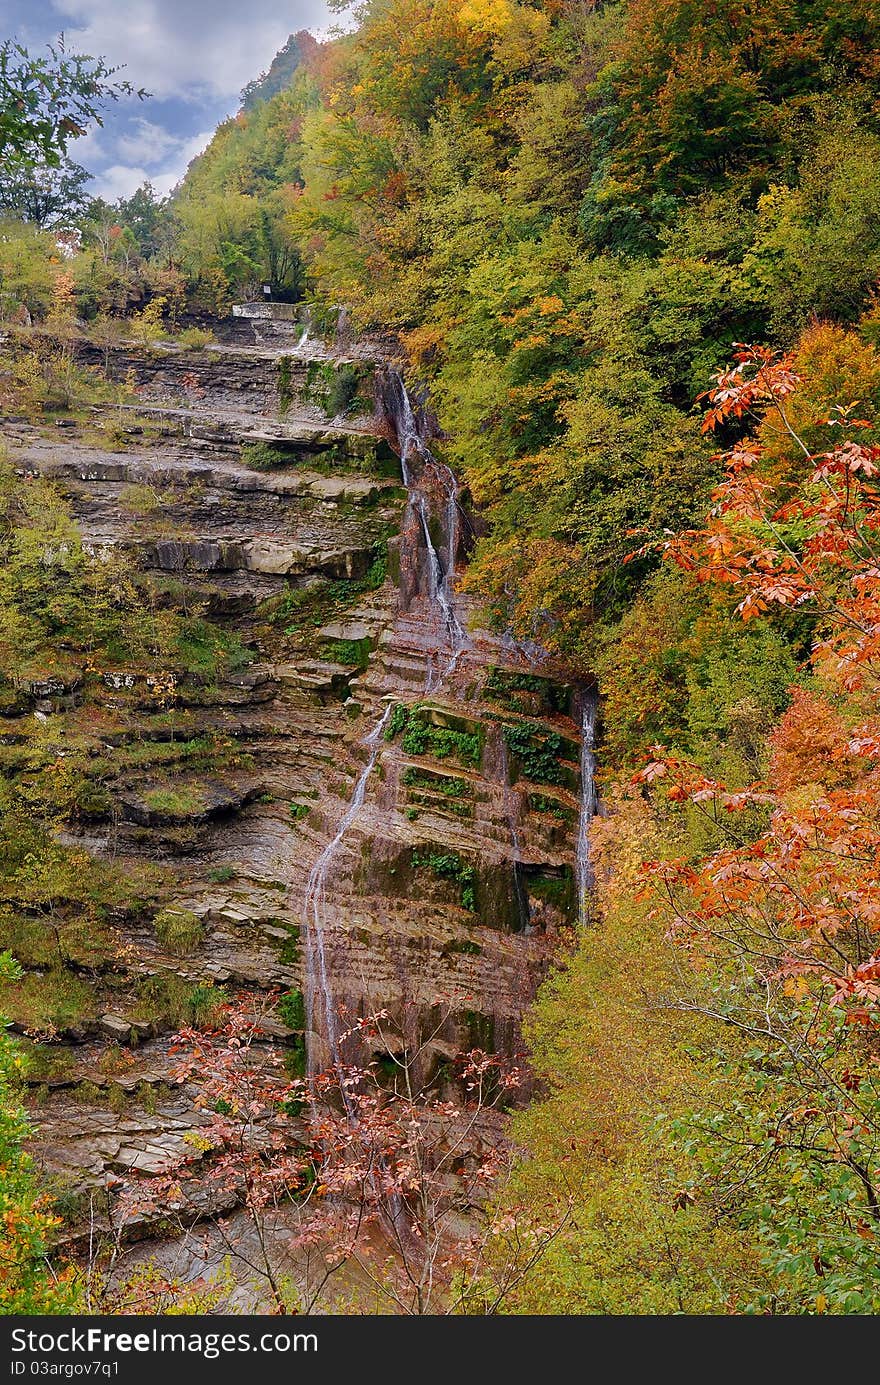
277, 988, 305, 1031
412, 848, 478, 911
442, 938, 482, 957
465, 1010, 495, 1051
277, 926, 300, 965
270, 543, 389, 634
527, 867, 576, 921
528, 793, 576, 823
289, 801, 310, 822
135, 971, 221, 1028
485, 667, 573, 716
322, 636, 372, 669
142, 785, 206, 818
19, 1041, 76, 1083
3, 969, 99, 1037
278, 355, 293, 414
388, 706, 484, 768
402, 767, 470, 797
240, 441, 291, 470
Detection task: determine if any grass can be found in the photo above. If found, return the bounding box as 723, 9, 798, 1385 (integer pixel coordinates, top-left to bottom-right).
208, 865, 237, 884
2, 969, 99, 1037
176, 327, 215, 351
135, 972, 225, 1029
119, 482, 164, 515
143, 786, 207, 818
268, 544, 389, 636
19, 1040, 76, 1083
154, 906, 205, 954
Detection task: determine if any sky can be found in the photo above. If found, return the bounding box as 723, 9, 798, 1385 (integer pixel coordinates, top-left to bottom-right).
3, 0, 333, 201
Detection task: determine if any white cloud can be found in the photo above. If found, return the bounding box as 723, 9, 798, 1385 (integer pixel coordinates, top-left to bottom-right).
91, 126, 216, 201
49, 0, 331, 102
116, 118, 180, 167
92, 163, 154, 201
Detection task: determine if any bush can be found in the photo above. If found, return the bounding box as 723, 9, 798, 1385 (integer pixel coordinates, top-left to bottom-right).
176, 327, 215, 351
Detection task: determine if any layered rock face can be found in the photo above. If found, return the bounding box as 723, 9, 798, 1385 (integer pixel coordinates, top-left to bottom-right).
6, 320, 588, 1274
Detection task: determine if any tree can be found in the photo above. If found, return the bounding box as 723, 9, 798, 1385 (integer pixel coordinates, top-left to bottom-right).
114, 1003, 570, 1314
630, 345, 880, 1311
0, 159, 90, 229
0, 38, 142, 174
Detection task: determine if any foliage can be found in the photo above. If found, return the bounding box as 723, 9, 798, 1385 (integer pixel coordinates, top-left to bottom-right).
621, 349, 880, 1310
389, 706, 484, 766
0, 38, 140, 174
0, 952, 81, 1312
502, 721, 567, 785
115, 1005, 542, 1314
412, 848, 478, 911
175, 326, 215, 351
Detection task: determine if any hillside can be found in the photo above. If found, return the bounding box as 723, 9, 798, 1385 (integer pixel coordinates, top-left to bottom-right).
3, 0, 880, 1315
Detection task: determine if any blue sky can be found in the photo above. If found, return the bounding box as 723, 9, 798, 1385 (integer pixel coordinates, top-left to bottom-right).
4, 0, 332, 201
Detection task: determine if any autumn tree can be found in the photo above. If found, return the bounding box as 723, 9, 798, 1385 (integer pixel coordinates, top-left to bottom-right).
629, 345, 880, 1311
113, 1002, 568, 1314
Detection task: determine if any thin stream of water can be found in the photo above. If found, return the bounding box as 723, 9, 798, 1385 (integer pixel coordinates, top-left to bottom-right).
576, 691, 598, 926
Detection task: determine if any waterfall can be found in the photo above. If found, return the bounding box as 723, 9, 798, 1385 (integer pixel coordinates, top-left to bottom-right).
301, 371, 473, 1084
296, 305, 313, 353
385, 370, 468, 661
303, 705, 392, 1075
576, 690, 598, 926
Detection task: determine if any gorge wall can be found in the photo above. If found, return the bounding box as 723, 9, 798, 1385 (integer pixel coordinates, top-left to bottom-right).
5, 314, 592, 1296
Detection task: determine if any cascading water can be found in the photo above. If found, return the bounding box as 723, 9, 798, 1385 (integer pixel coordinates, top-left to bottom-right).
385, 371, 469, 664
575, 690, 599, 926
301, 372, 472, 1085
303, 705, 392, 1076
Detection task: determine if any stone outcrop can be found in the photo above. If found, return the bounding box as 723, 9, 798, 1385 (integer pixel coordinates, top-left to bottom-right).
5, 319, 590, 1289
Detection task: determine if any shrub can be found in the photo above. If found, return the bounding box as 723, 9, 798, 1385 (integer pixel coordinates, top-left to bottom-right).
176, 327, 215, 351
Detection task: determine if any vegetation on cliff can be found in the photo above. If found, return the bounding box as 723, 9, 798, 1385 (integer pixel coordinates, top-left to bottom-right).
5, 0, 880, 1313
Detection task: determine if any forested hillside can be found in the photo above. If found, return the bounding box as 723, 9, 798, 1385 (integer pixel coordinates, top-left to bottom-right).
4, 0, 880, 1314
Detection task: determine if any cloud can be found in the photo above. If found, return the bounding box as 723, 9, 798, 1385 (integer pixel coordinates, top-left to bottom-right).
49, 0, 331, 102
90, 128, 216, 202
116, 118, 180, 167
